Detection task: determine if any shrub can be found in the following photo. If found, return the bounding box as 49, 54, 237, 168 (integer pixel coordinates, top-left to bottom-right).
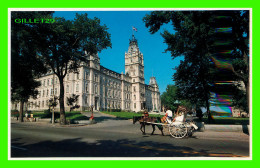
44, 109, 50, 114
11, 110, 19, 117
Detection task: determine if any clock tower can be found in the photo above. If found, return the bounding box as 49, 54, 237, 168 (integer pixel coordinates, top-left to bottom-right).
125, 35, 146, 111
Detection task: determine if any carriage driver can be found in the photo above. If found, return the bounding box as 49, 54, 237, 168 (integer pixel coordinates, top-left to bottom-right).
165, 108, 173, 123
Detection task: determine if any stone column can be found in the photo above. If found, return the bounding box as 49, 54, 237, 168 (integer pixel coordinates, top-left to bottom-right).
89, 68, 94, 108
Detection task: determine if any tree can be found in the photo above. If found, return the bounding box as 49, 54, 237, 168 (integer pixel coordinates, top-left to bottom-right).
160, 85, 179, 112
144, 11, 214, 122
66, 94, 80, 112
144, 11, 249, 122
161, 84, 193, 113
49, 96, 58, 110
37, 13, 111, 125
11, 12, 52, 122
231, 11, 249, 113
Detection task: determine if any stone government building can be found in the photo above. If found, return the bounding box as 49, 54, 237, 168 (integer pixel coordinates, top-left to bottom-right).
16, 35, 161, 112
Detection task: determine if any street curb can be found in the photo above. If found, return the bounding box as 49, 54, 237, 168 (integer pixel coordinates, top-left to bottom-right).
204, 124, 250, 133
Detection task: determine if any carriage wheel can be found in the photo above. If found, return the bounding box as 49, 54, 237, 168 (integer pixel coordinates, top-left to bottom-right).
187, 127, 194, 137
169, 124, 188, 138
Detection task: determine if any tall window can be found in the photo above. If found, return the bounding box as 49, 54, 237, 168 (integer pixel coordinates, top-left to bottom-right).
95, 85, 98, 94
86, 83, 88, 93
67, 74, 69, 80
77, 73, 80, 80
43, 80, 46, 86
55, 77, 58, 84
94, 74, 98, 82
66, 85, 69, 93
85, 97, 88, 106
85, 71, 89, 80
76, 84, 79, 92
46, 89, 49, 96
47, 79, 49, 85
50, 89, 53, 96
43, 90, 45, 97
55, 88, 57, 95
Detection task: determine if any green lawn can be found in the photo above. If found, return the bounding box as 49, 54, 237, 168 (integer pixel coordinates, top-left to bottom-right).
17, 111, 89, 120
65, 111, 88, 120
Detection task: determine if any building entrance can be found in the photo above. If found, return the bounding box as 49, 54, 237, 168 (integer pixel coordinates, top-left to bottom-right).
95, 97, 99, 111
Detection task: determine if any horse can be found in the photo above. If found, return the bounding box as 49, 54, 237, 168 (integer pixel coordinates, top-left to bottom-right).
133, 116, 164, 136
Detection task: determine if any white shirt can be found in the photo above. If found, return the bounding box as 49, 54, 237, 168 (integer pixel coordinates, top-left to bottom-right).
166, 110, 173, 117
175, 115, 184, 122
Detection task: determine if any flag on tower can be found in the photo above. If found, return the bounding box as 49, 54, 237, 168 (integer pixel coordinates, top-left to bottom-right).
132, 26, 138, 32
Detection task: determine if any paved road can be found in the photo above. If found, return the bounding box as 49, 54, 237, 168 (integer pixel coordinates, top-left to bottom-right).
11, 112, 250, 158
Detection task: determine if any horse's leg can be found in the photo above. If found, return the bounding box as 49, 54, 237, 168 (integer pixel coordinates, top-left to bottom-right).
140, 123, 144, 134
155, 125, 164, 136
151, 124, 155, 135
159, 126, 164, 136
143, 123, 146, 135
140, 123, 146, 135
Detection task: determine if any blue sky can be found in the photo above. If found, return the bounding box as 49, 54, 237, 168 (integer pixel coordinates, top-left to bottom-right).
54, 11, 183, 93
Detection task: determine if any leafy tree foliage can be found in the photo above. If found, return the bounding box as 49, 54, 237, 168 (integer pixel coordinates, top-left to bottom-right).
144, 11, 214, 122
11, 12, 53, 122
161, 85, 193, 113
49, 96, 58, 109
144, 11, 249, 121
36, 13, 112, 124
11, 12, 111, 124
230, 11, 249, 113
160, 85, 179, 112
66, 94, 80, 112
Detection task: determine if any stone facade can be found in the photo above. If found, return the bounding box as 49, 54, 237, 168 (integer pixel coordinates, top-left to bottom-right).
14, 35, 161, 112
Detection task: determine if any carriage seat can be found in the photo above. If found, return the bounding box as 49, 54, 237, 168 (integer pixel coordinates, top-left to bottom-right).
167, 114, 185, 125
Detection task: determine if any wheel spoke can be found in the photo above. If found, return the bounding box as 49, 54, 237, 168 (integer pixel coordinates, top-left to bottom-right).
169, 124, 187, 138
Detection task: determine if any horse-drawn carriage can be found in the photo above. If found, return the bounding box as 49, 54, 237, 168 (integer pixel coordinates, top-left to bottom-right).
133, 106, 199, 139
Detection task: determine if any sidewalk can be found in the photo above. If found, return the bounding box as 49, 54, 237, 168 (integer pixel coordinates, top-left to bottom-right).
204, 124, 250, 133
